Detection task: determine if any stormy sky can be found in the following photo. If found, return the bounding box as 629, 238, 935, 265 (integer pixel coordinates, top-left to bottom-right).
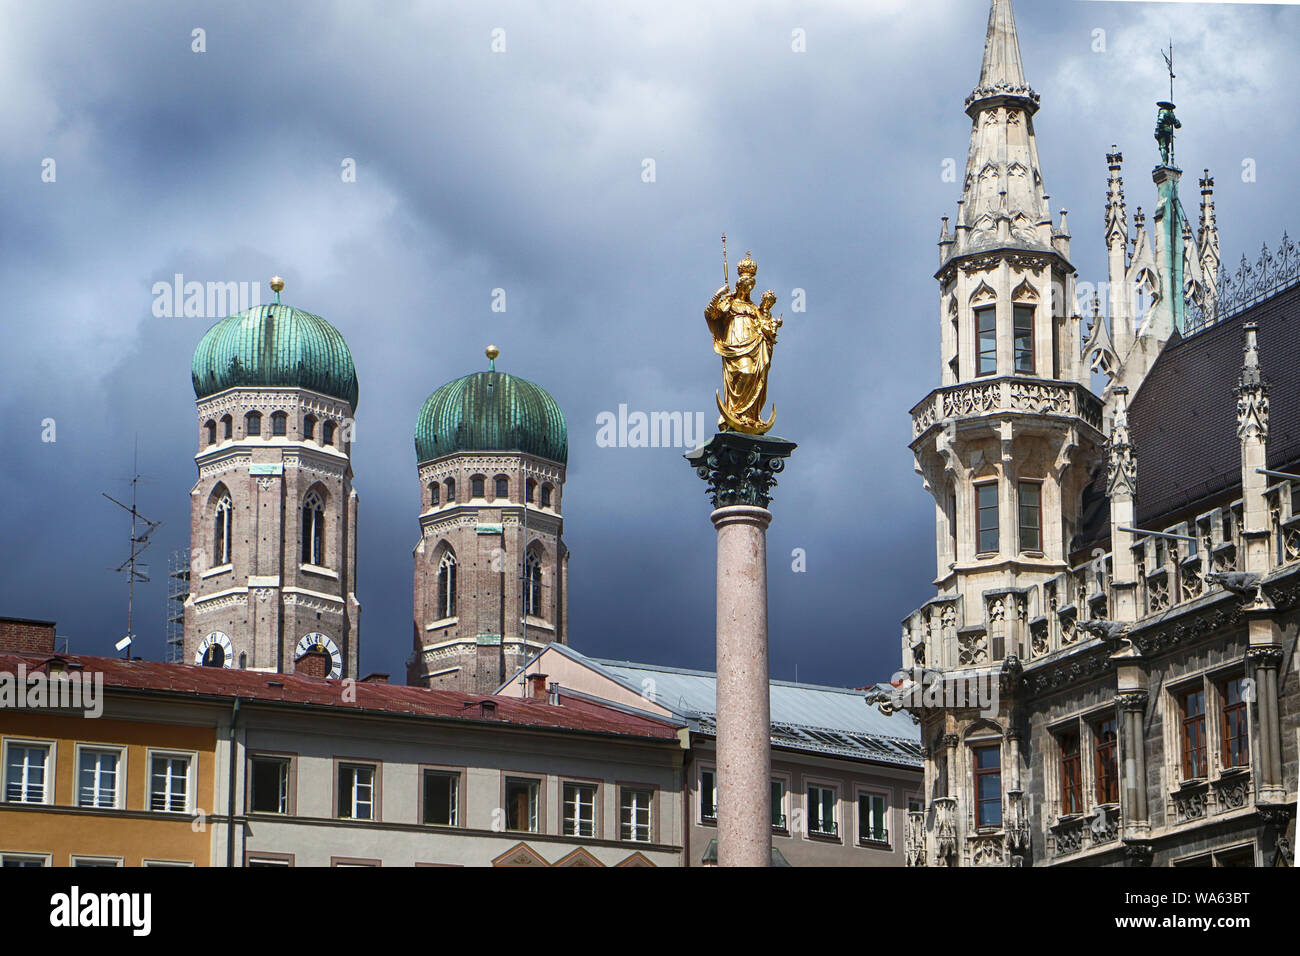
2, 0, 1298, 687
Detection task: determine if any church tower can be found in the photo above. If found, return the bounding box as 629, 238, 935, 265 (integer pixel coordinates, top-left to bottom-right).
901, 0, 1106, 864
408, 347, 569, 694
184, 278, 361, 679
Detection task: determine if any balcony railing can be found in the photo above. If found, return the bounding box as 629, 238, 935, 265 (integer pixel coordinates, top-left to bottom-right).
910, 376, 1104, 439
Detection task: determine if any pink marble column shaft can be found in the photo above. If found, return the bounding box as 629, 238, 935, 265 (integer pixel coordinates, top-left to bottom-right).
711, 504, 772, 867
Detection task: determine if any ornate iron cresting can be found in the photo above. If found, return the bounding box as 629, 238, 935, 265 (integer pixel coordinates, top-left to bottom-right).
685, 432, 797, 509
1185, 232, 1300, 334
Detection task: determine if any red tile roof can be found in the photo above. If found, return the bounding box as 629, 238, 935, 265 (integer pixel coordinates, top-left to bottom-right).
0, 652, 682, 742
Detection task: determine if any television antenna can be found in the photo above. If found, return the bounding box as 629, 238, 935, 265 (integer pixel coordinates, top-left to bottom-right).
104, 442, 161, 659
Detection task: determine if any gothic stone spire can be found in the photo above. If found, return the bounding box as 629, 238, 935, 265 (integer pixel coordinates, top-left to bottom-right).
953, 0, 1052, 260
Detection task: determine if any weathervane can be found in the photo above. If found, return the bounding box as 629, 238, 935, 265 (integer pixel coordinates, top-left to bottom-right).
1161, 40, 1175, 103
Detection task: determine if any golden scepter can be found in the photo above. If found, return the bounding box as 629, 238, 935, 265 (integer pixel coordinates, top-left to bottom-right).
722, 232, 728, 288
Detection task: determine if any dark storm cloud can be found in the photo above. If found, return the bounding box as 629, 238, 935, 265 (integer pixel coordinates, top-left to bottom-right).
1, 0, 1297, 686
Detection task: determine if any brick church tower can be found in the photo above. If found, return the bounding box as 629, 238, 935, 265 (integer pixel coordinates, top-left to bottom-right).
184, 278, 361, 679
407, 346, 569, 693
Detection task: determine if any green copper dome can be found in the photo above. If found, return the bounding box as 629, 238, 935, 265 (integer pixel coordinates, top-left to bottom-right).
415, 369, 567, 465
192, 303, 359, 408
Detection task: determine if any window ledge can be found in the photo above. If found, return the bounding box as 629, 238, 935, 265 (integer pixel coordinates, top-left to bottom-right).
1217, 765, 1251, 778
424, 616, 459, 632
300, 564, 338, 580
202, 564, 233, 579
808, 830, 841, 843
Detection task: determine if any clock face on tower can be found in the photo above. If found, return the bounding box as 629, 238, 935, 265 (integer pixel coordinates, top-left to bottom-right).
296, 633, 343, 679
196, 631, 234, 668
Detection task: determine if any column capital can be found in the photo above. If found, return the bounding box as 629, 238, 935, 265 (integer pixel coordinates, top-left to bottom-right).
1114, 690, 1148, 711
686, 432, 797, 510
1248, 645, 1285, 669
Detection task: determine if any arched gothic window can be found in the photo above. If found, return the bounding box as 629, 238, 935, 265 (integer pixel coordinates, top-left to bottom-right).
221, 414, 233, 439
205, 420, 217, 446
524, 551, 543, 618
430, 482, 440, 506
271, 411, 288, 436
445, 477, 456, 502
301, 490, 325, 566
471, 475, 485, 498
213, 492, 233, 567
540, 483, 553, 508
322, 421, 336, 446
526, 478, 536, 504
245, 411, 262, 436
438, 551, 458, 619
495, 475, 509, 499
304, 415, 317, 440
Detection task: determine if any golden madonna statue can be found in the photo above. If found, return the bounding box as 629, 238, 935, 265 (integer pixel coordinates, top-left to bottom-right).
704, 238, 781, 434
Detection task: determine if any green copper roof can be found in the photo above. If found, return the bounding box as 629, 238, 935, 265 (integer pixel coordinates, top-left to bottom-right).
191, 303, 359, 408
415, 370, 567, 465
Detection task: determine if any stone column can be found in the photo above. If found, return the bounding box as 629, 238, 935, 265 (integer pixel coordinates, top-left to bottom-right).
1115, 689, 1149, 841
1248, 643, 1286, 799
686, 431, 795, 867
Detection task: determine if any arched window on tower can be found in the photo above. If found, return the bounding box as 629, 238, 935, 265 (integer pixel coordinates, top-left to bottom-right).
304, 415, 316, 440
445, 477, 456, 502
271, 411, 288, 436
221, 414, 233, 439
526, 478, 536, 504
245, 411, 262, 436
430, 482, 440, 507
213, 491, 233, 567
238, 652, 248, 670
437, 551, 458, 619
471, 475, 485, 498
540, 483, 553, 508
524, 551, 543, 618
301, 490, 326, 567
322, 421, 336, 446
494, 475, 509, 499
205, 420, 217, 446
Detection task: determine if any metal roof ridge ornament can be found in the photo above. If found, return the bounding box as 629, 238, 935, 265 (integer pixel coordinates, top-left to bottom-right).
1185, 231, 1300, 334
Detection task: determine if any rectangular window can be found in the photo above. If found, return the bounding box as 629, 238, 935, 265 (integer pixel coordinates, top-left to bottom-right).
976, 306, 997, 376
471, 476, 485, 498
771, 779, 787, 829
1180, 688, 1208, 780
1059, 731, 1082, 815
150, 754, 190, 813
1095, 716, 1118, 805
974, 745, 1002, 828
858, 793, 888, 844
562, 782, 597, 838
700, 768, 717, 822
806, 785, 838, 837
337, 763, 375, 820
1013, 305, 1035, 375
0, 854, 47, 867
250, 756, 291, 814
4, 743, 51, 804
620, 788, 653, 842
505, 777, 540, 832
976, 482, 999, 555
422, 770, 459, 826
1018, 481, 1042, 553
1220, 677, 1250, 770
71, 856, 122, 867
77, 748, 121, 809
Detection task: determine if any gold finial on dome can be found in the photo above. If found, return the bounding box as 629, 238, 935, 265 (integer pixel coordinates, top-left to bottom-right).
270, 275, 284, 305
486, 344, 499, 371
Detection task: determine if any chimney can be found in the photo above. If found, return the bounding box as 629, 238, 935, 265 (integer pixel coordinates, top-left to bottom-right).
526, 672, 549, 701
0, 618, 56, 655
294, 647, 331, 679
548, 681, 560, 706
